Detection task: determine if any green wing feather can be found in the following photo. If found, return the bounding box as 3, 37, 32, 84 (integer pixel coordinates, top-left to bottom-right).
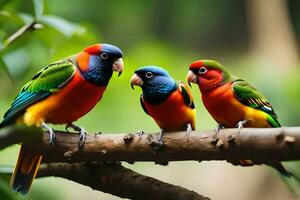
178, 81, 195, 109
0, 59, 76, 127
232, 79, 280, 127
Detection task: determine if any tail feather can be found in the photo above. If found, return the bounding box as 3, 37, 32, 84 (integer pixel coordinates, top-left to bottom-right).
239, 160, 292, 177
267, 162, 292, 178
283, 161, 300, 198
10, 145, 42, 195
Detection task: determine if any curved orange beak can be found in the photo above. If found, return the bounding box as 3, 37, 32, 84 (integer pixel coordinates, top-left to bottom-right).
187, 70, 197, 87
130, 73, 144, 89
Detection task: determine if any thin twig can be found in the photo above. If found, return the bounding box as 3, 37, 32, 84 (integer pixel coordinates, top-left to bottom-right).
3, 21, 36, 48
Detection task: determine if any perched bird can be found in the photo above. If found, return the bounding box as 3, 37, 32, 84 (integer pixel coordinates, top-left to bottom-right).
187, 59, 290, 176
0, 43, 124, 195
130, 66, 195, 145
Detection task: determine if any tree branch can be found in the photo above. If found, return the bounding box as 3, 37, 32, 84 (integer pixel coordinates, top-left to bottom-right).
1, 126, 300, 163
0, 125, 42, 150
3, 21, 41, 48
37, 162, 209, 200
0, 126, 210, 199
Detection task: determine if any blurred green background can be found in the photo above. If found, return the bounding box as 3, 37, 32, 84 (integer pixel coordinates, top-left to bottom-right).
0, 0, 300, 199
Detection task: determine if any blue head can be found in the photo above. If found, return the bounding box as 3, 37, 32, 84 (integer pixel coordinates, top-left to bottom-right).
130, 66, 177, 104
78, 43, 124, 86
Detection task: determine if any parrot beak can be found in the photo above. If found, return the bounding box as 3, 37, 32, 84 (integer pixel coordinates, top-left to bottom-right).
187, 70, 197, 87
130, 73, 143, 90
112, 58, 124, 77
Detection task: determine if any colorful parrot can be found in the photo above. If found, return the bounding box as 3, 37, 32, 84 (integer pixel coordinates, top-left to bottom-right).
130, 66, 195, 145
0, 43, 124, 195
186, 59, 291, 176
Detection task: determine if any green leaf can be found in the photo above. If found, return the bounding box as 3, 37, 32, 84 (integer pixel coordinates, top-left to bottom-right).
33, 0, 44, 19
40, 15, 86, 37
0, 11, 34, 24
0, 0, 10, 8
0, 57, 14, 84
18, 13, 35, 24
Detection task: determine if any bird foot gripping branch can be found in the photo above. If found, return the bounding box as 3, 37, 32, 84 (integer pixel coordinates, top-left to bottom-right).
41, 122, 56, 146
66, 123, 87, 148
186, 123, 192, 135
215, 124, 225, 134
236, 120, 248, 129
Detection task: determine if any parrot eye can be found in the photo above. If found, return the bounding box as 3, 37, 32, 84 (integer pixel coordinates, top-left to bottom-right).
198, 67, 207, 74
100, 52, 109, 60
145, 72, 153, 79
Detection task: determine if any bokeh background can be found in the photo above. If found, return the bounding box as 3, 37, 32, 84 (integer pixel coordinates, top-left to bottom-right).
1, 0, 300, 199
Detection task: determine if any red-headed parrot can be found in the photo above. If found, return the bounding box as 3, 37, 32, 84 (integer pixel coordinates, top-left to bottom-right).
187, 59, 291, 177
0, 43, 124, 195
131, 66, 195, 145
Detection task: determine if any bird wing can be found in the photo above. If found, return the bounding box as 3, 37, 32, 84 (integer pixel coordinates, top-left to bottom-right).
178, 81, 195, 109
139, 82, 195, 115
232, 79, 280, 127
140, 95, 149, 115
0, 59, 76, 126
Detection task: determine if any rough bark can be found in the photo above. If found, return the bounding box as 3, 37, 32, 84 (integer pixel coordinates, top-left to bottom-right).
0, 126, 210, 200
0, 125, 42, 150
37, 162, 210, 200
1, 126, 300, 163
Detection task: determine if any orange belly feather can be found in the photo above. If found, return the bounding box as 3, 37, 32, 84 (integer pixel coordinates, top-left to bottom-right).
202, 83, 270, 128
23, 70, 106, 126
143, 90, 195, 132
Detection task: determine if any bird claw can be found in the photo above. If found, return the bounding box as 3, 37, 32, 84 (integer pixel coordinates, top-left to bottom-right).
150, 129, 165, 148
236, 120, 247, 129
49, 130, 56, 146
42, 122, 56, 146
66, 123, 87, 149
186, 123, 192, 136
215, 124, 225, 134
136, 130, 145, 139
157, 139, 163, 146
156, 129, 164, 146
65, 124, 71, 133
78, 129, 86, 148
151, 139, 163, 148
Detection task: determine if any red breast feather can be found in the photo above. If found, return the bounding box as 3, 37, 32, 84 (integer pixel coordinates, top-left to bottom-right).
143, 89, 195, 131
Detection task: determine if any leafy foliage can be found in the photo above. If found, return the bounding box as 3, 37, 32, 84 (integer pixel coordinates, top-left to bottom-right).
33, 0, 43, 19
0, 0, 86, 79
